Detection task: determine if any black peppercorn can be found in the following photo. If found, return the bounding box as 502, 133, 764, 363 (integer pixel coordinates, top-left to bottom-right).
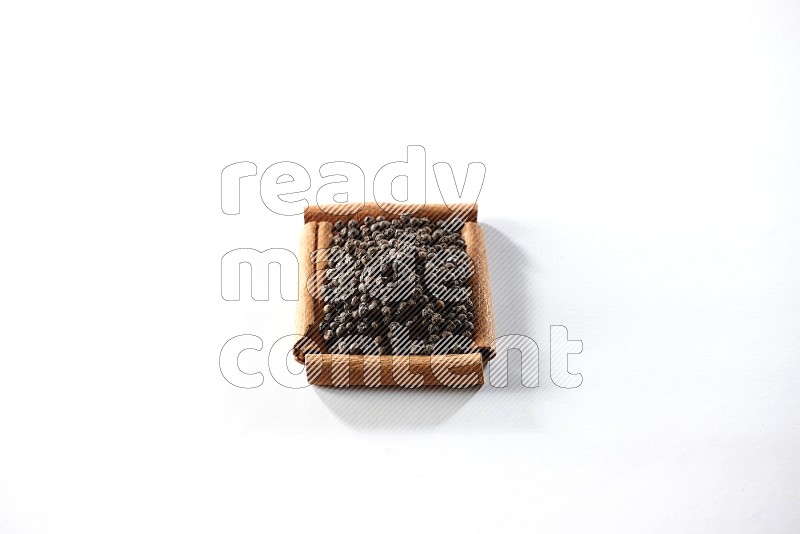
318, 213, 475, 355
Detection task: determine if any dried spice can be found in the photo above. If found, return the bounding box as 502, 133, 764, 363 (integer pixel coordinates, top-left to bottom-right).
318, 214, 475, 355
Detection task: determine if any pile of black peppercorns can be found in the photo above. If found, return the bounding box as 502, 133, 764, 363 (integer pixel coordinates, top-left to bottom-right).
318, 213, 475, 355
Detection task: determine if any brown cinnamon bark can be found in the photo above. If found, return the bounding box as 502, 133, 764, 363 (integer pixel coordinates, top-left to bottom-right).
462, 222, 495, 357
306, 353, 484, 387
304, 202, 478, 224
295, 221, 317, 341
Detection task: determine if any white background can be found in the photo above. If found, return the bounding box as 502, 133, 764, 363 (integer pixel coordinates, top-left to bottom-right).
2, 1, 799, 532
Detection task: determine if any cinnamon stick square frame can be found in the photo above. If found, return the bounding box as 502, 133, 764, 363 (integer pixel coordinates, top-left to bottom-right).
292, 203, 494, 387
